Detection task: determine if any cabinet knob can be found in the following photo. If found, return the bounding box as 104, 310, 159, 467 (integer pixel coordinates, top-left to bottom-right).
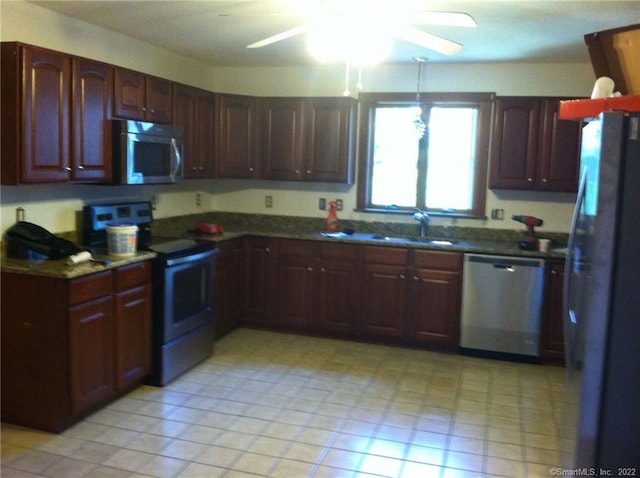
65, 166, 72, 172
265, 247, 271, 253
77, 165, 84, 170
249, 167, 254, 172
527, 177, 533, 182
320, 267, 326, 273
542, 178, 548, 183
413, 275, 420, 281
306, 170, 311, 175
399, 274, 406, 280
307, 266, 313, 272
295, 170, 300, 174
551, 270, 557, 275
149, 109, 156, 114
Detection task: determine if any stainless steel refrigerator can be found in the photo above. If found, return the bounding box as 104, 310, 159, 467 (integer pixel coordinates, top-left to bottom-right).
563, 111, 640, 469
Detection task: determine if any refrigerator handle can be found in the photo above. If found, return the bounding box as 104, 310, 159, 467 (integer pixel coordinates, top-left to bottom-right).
563, 168, 587, 369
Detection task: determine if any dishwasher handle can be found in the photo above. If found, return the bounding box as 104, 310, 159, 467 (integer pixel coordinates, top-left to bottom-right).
465, 254, 544, 269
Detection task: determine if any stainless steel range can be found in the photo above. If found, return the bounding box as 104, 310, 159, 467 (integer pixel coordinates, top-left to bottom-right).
82, 201, 217, 386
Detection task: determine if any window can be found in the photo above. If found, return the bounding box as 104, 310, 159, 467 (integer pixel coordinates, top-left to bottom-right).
357, 92, 494, 219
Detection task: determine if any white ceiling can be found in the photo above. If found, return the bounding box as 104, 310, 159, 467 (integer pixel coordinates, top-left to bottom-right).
30, 0, 640, 67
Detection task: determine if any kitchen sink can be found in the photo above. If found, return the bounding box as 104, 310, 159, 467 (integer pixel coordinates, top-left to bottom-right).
320, 232, 457, 246
370, 234, 457, 245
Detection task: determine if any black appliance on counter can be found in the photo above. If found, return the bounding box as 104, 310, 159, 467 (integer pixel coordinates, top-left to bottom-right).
83, 201, 217, 386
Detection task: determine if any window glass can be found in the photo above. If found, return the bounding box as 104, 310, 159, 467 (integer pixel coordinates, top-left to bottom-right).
358, 93, 492, 219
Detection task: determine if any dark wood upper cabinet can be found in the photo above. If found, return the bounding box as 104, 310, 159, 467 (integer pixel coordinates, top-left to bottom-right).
173, 83, 197, 177
305, 97, 356, 183
194, 89, 217, 178
113, 67, 173, 123
1, 43, 71, 184
489, 97, 540, 190
262, 97, 305, 181
174, 84, 216, 178
72, 58, 113, 182
537, 99, 582, 192
217, 94, 261, 178
489, 96, 581, 192
261, 97, 356, 183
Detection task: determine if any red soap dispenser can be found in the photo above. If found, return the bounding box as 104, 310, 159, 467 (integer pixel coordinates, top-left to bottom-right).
325, 201, 339, 232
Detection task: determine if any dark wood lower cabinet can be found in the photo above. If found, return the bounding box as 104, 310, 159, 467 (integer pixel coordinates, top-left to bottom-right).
360, 262, 408, 338
542, 260, 565, 362
242, 237, 277, 326
1, 261, 151, 432
246, 240, 461, 348
214, 240, 243, 339
275, 240, 359, 335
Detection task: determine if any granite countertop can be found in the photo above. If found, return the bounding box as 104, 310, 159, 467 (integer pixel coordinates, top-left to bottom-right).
1, 212, 567, 279
1, 251, 157, 279
186, 229, 567, 259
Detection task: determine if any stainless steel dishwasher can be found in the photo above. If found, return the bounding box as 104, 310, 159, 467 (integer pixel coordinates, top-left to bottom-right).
460, 254, 545, 359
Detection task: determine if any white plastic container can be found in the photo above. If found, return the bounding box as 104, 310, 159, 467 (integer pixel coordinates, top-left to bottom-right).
106, 223, 138, 257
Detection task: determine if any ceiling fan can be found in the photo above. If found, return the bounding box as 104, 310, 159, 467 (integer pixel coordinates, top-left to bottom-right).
238, 0, 477, 64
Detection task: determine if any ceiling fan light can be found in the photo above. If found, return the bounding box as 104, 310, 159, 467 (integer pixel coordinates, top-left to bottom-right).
307, 17, 392, 65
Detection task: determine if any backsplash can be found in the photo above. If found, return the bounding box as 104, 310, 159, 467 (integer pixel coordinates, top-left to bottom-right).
153, 212, 569, 245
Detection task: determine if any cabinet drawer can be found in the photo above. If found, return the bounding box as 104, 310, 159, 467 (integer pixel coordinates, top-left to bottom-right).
114, 261, 151, 291
412, 250, 462, 271
69, 271, 112, 304
320, 243, 358, 261
362, 246, 409, 265
278, 239, 316, 257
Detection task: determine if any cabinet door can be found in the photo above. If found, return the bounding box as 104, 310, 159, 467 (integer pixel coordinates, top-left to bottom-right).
304, 97, 356, 183
194, 89, 216, 177
277, 251, 315, 328
21, 46, 71, 183
489, 97, 540, 189
173, 83, 198, 177
537, 99, 581, 192
410, 269, 461, 346
114, 284, 151, 390
113, 68, 145, 120
72, 58, 113, 182
316, 258, 358, 334
262, 98, 304, 180
542, 261, 565, 361
217, 94, 261, 178
214, 240, 243, 339
360, 263, 407, 337
146, 76, 173, 124
69, 295, 115, 414
243, 237, 276, 323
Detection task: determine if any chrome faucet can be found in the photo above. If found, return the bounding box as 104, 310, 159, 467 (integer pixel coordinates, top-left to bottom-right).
412, 208, 430, 237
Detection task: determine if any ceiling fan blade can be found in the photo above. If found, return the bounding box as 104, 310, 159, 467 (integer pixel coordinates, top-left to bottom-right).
247, 24, 309, 49
395, 26, 463, 55
410, 12, 476, 28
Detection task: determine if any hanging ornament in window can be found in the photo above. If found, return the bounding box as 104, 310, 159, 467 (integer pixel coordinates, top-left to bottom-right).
414, 57, 427, 140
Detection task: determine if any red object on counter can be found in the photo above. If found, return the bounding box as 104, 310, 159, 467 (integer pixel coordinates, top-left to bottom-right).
559, 95, 640, 120
325, 201, 338, 232
196, 223, 224, 234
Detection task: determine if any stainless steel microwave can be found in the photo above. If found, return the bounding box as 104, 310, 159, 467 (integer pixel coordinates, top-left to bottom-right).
112, 120, 183, 184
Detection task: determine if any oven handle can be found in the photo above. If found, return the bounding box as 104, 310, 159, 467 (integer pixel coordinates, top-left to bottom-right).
164, 248, 216, 267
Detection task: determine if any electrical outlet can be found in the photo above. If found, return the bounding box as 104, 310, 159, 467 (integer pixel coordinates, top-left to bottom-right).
491, 208, 504, 220
196, 193, 201, 207
335, 199, 343, 211
319, 198, 326, 210
265, 195, 273, 208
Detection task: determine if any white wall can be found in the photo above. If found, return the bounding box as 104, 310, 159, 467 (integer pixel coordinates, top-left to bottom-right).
1, 1, 594, 236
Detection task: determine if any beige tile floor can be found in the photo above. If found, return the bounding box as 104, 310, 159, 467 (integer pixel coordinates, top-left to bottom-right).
1, 328, 570, 477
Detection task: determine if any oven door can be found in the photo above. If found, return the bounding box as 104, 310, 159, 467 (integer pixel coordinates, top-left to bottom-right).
156, 248, 216, 343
